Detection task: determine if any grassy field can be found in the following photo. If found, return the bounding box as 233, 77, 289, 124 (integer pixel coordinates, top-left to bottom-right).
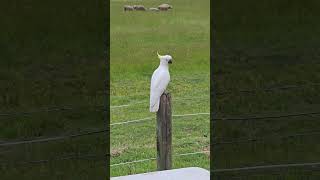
212, 0, 320, 179
110, 0, 210, 177
0, 1, 107, 179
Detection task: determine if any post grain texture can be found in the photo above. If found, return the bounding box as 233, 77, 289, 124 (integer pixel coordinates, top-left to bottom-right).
156, 92, 172, 170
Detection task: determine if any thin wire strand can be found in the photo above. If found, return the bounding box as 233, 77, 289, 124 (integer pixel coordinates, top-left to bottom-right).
213, 111, 320, 122
1, 151, 209, 167
111, 117, 153, 126
110, 157, 157, 167
110, 96, 209, 109
0, 112, 209, 147
1, 82, 318, 116
216, 82, 320, 96
100, 81, 320, 109
0, 105, 104, 117
0, 153, 108, 167
173, 113, 210, 117
110, 101, 146, 109
213, 131, 320, 145
0, 98, 208, 117
110, 151, 209, 167
213, 162, 320, 173
111, 112, 210, 126
2, 111, 318, 147
0, 129, 107, 147
175, 150, 210, 157
110, 82, 320, 109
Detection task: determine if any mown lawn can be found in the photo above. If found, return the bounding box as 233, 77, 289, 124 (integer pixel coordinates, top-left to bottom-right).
110, 0, 210, 177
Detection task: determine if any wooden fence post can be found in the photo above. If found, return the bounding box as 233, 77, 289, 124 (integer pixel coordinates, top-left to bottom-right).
156, 92, 172, 170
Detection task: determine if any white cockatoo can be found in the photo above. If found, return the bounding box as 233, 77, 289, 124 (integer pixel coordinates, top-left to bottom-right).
150, 52, 173, 112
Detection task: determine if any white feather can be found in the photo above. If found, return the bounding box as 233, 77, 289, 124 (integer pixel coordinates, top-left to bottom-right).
150, 53, 172, 112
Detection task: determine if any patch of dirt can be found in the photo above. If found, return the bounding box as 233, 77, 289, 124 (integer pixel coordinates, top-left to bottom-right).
111, 146, 128, 157
203, 146, 210, 157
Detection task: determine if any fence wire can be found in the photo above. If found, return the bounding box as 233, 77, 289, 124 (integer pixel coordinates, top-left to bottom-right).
0, 105, 105, 117
0, 151, 209, 168
0, 153, 108, 167
213, 130, 320, 145
216, 82, 320, 95
1, 81, 318, 117
0, 112, 209, 147
111, 112, 210, 126
1, 80, 319, 174
211, 82, 320, 175
110, 151, 209, 167
212, 111, 320, 122
0, 129, 107, 147
213, 161, 320, 173
2, 111, 319, 148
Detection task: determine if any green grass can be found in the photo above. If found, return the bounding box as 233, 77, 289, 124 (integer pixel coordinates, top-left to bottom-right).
213, 0, 320, 179
0, 0, 107, 179
110, 0, 210, 177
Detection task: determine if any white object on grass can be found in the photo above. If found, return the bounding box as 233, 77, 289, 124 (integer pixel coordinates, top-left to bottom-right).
111, 167, 210, 180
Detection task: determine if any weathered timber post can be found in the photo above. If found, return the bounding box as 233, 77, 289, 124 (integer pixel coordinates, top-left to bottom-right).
156, 92, 172, 170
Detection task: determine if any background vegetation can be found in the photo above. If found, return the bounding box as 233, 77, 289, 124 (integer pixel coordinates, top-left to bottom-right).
212, 0, 320, 179
110, 0, 210, 177
0, 0, 107, 179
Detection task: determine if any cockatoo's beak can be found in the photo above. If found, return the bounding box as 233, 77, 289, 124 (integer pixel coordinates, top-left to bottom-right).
168, 60, 172, 64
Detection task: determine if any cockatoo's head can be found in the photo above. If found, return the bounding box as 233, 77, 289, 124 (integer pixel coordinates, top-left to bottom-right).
157, 52, 173, 64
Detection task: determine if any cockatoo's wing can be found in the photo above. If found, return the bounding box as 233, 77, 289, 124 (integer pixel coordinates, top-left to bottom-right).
150, 68, 170, 112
